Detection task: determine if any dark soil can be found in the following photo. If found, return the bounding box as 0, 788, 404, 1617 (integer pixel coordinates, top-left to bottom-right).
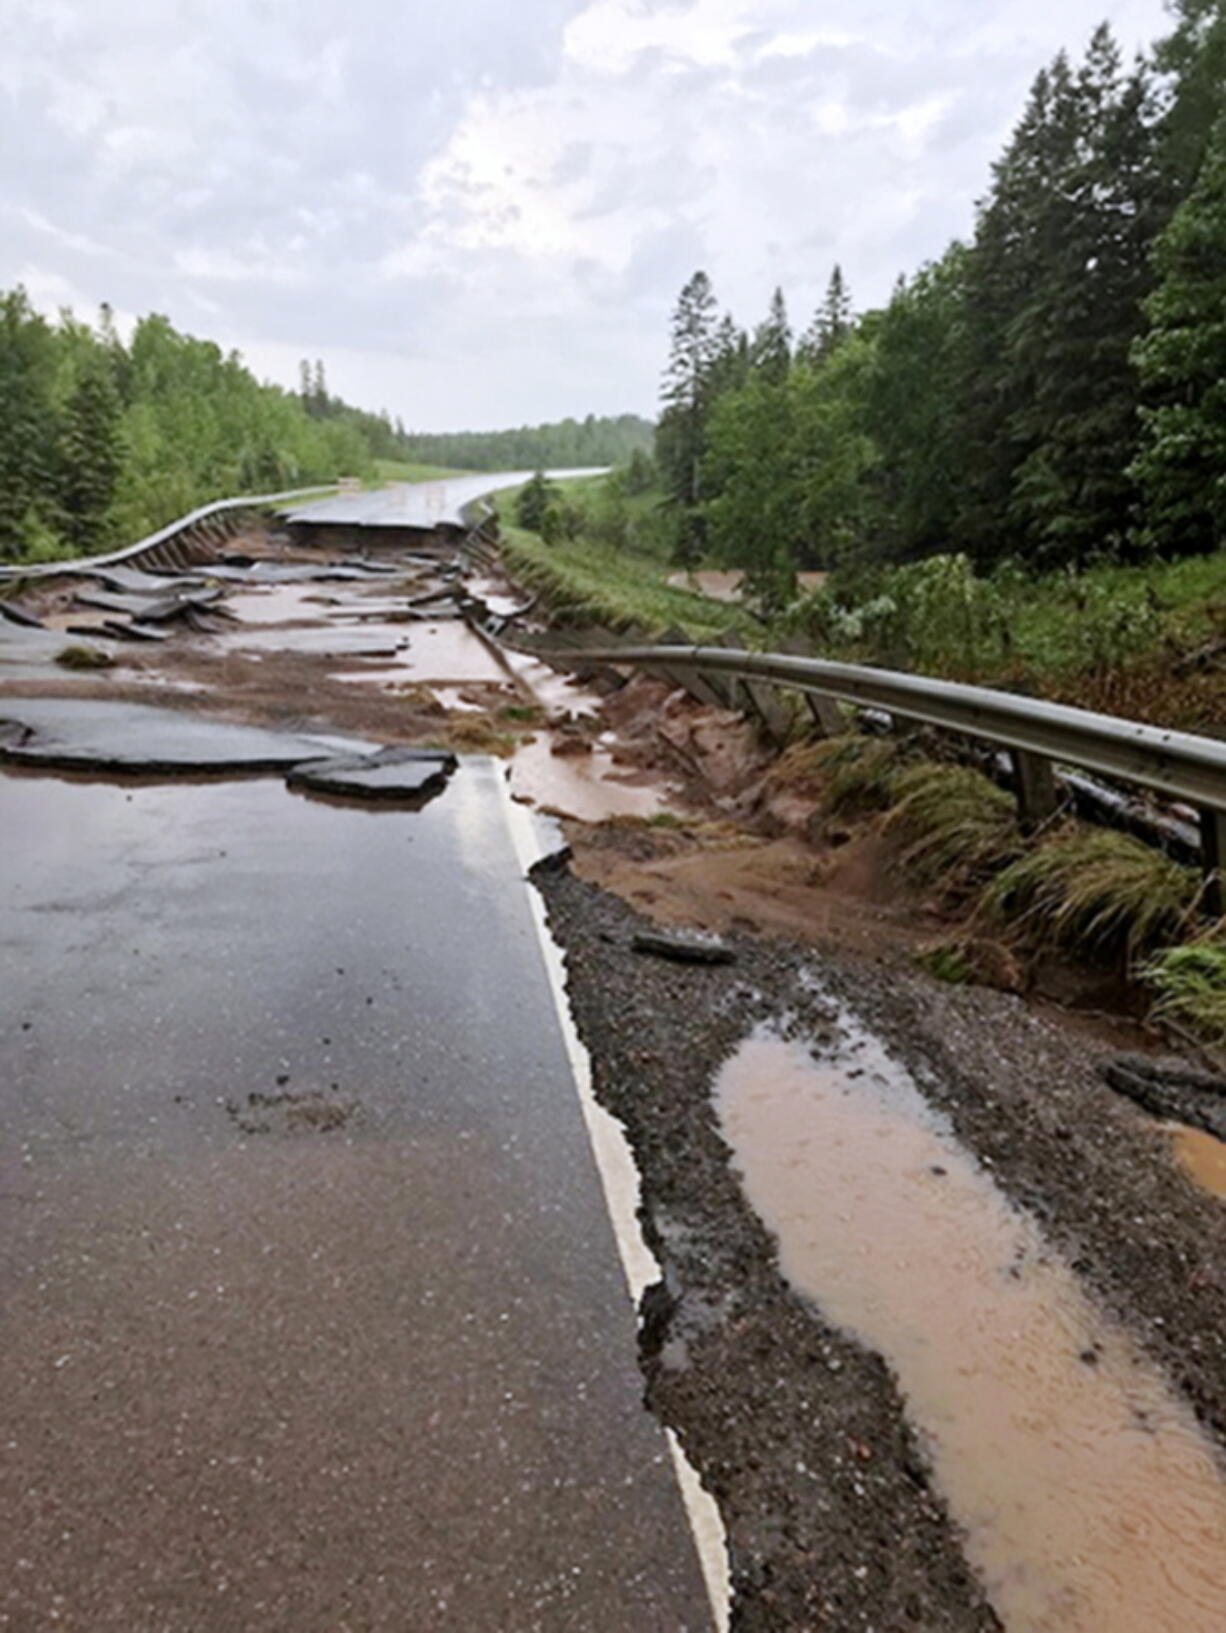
536, 863, 1226, 1631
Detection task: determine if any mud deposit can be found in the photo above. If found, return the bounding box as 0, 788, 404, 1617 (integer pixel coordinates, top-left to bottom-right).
717, 1023, 1226, 1631
537, 865, 1226, 1631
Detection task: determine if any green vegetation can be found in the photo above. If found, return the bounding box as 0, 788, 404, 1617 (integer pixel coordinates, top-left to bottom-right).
652, 6, 1226, 590
55, 642, 112, 670
983, 829, 1201, 959
0, 303, 644, 565
1141, 941, 1226, 1045
779, 550, 1226, 724
497, 468, 756, 642
886, 763, 1023, 890
0, 299, 395, 562
393, 414, 653, 473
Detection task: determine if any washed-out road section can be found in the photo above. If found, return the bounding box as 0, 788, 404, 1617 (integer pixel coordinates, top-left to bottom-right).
279, 468, 608, 531
0, 749, 710, 1629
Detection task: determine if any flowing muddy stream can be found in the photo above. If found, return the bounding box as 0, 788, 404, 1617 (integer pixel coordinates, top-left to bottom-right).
714, 1006, 1226, 1632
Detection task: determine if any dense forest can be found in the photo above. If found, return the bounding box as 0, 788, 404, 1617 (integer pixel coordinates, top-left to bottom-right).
394, 415, 652, 473
654, 0, 1226, 604
0, 299, 652, 563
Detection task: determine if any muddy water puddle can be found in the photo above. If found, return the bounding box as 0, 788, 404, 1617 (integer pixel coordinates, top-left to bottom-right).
221, 584, 341, 624
333, 622, 513, 685
1167, 1125, 1226, 1200
715, 1006, 1226, 1632
509, 734, 672, 822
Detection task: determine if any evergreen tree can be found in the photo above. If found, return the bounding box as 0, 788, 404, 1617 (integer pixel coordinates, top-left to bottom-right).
1131, 109, 1226, 554
1155, 0, 1226, 192
0, 288, 59, 557
514, 470, 560, 533
1007, 28, 1165, 562
863, 249, 968, 560
56, 352, 124, 551
953, 58, 1078, 558
749, 287, 791, 384
798, 266, 853, 364
655, 270, 719, 559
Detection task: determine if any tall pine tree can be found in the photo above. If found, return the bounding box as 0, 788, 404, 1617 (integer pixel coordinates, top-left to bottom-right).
56, 352, 124, 552
1131, 108, 1226, 554
749, 287, 791, 384
656, 271, 719, 559
797, 266, 853, 365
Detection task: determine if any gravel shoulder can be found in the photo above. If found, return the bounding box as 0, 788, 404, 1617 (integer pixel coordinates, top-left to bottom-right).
536, 861, 1226, 1630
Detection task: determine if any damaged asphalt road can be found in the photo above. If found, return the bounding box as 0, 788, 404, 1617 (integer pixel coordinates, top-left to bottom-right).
5, 517, 1226, 1630
0, 757, 712, 1630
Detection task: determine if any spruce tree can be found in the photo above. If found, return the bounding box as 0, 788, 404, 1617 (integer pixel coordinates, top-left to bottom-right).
1007, 28, 1165, 562
0, 289, 59, 557
655, 271, 719, 558
797, 266, 853, 364
1131, 109, 1226, 554
1155, 0, 1226, 192
56, 353, 123, 552
749, 287, 791, 384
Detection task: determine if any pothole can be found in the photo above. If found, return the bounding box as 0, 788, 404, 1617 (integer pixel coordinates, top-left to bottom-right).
714, 1005, 1226, 1632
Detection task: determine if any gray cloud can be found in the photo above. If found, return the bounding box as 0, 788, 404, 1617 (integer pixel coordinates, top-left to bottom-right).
1, 0, 1173, 427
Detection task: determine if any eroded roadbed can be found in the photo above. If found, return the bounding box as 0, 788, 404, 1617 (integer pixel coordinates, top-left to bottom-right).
537, 864, 1226, 1631
0, 767, 710, 1631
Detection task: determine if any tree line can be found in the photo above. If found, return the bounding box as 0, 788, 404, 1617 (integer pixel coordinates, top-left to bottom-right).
0, 295, 654, 563
654, 2, 1226, 604
393, 414, 653, 474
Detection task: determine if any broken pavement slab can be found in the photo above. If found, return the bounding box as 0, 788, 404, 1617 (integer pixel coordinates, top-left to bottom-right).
0, 697, 371, 777
286, 745, 457, 803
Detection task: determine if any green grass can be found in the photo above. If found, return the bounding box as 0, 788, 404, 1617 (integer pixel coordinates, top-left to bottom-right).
982, 828, 1201, 958
498, 522, 753, 642
1140, 941, 1226, 1046
886, 762, 1024, 889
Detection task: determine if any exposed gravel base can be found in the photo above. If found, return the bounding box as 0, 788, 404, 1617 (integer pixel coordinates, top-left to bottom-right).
536, 863, 1226, 1631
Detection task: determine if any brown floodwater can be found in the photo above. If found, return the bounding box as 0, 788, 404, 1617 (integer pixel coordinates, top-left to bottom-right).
714, 1009, 1226, 1633
1168, 1125, 1226, 1200
509, 734, 671, 822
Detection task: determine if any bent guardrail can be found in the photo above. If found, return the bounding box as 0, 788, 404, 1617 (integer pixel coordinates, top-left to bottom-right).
0, 485, 335, 581
541, 641, 1226, 910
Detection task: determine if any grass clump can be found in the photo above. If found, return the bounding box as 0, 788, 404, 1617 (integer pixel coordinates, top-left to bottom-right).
445, 714, 520, 757
1140, 941, 1226, 1047
886, 763, 1023, 890
56, 642, 113, 670
983, 828, 1201, 958
915, 942, 973, 984
771, 732, 907, 815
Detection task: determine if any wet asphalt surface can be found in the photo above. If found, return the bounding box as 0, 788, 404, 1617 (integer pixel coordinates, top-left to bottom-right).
280, 470, 608, 531
0, 759, 710, 1630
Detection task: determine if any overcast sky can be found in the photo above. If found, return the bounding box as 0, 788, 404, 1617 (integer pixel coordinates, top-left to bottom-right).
2, 0, 1174, 430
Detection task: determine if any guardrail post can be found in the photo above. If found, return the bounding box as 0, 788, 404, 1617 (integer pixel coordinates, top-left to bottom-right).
1200, 807, 1226, 919
1010, 748, 1060, 830
804, 693, 846, 738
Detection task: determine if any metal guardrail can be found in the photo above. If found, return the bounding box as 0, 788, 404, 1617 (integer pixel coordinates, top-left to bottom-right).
0, 485, 335, 581
544, 642, 1226, 907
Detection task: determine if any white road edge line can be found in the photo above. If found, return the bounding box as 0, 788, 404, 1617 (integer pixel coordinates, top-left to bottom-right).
497, 774, 732, 1633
